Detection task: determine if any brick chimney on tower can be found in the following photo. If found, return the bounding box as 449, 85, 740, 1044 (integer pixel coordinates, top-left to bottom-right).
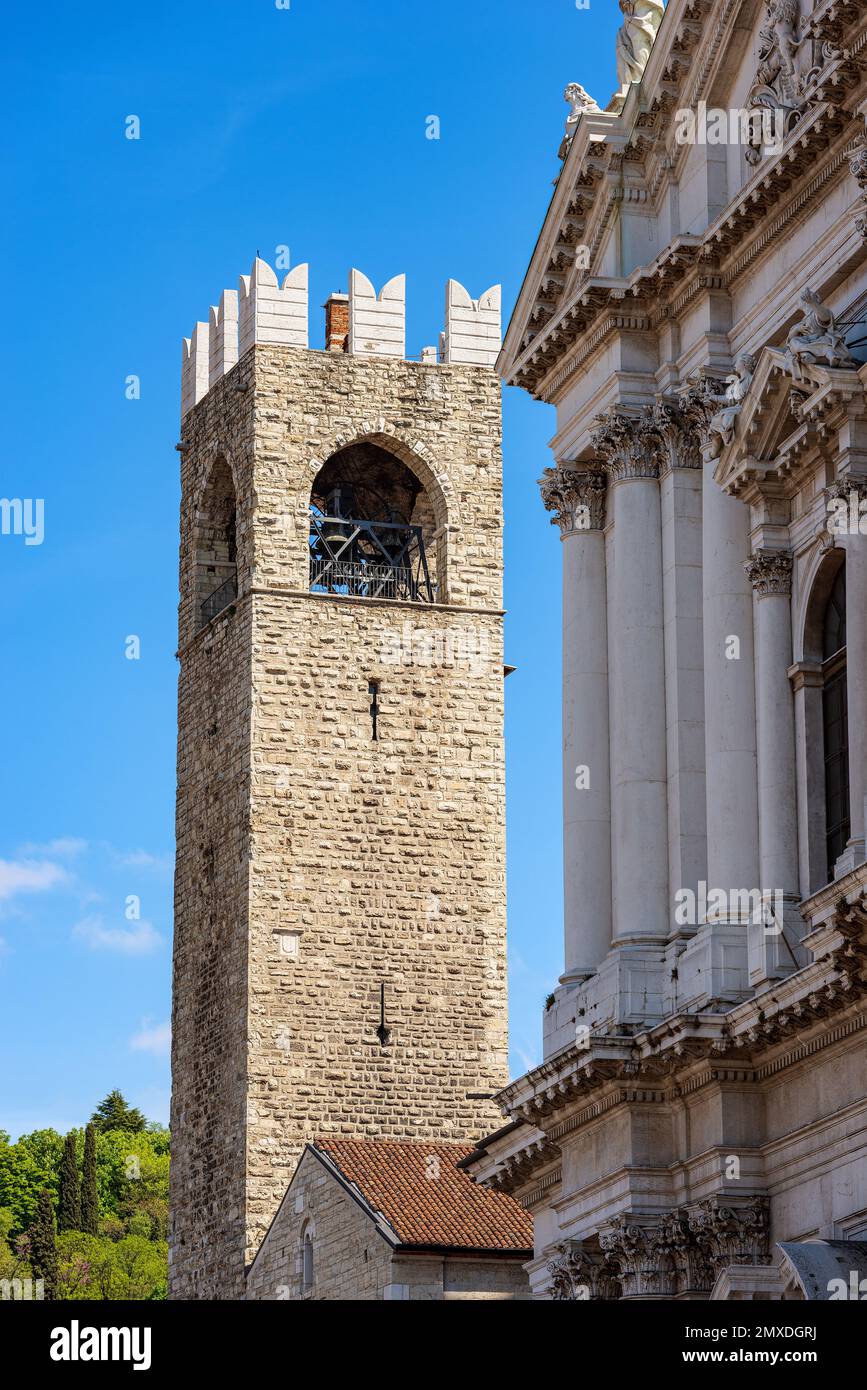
324, 292, 349, 352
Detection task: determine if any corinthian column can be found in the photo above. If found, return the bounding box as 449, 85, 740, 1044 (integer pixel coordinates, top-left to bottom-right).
591, 411, 668, 944
680, 383, 759, 975
744, 549, 802, 983
654, 402, 707, 931
539, 464, 611, 979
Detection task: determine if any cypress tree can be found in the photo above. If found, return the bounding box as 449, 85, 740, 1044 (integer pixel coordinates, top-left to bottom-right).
80, 1123, 99, 1235
58, 1131, 81, 1232
28, 1189, 58, 1300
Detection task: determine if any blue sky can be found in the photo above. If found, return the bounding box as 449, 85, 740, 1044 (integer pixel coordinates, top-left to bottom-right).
0, 0, 622, 1137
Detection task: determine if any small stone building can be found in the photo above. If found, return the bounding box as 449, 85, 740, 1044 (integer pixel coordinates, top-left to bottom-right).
246, 1138, 532, 1300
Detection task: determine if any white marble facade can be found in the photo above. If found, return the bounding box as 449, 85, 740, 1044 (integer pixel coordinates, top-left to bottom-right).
467, 0, 867, 1299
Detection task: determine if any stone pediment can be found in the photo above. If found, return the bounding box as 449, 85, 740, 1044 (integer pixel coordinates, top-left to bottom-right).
713, 347, 804, 488
714, 348, 866, 495
501, 0, 867, 400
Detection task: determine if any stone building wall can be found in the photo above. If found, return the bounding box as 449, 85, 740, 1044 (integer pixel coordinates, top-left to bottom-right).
247, 1148, 533, 1301
170, 367, 255, 1302
246, 1150, 393, 1300
171, 334, 508, 1297
468, 0, 867, 1300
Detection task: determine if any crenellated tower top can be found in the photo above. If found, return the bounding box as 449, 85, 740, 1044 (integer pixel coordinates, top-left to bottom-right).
181, 255, 501, 419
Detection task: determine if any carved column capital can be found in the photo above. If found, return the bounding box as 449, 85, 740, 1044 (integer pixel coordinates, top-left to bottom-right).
826, 476, 867, 505
539, 464, 607, 535
598, 1216, 678, 1298
652, 399, 702, 474
687, 1196, 771, 1275
744, 549, 793, 597
546, 1240, 620, 1301
590, 409, 662, 482
658, 1209, 715, 1296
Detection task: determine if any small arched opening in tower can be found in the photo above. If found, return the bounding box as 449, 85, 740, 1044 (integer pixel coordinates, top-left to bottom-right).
308, 442, 437, 602
195, 456, 238, 627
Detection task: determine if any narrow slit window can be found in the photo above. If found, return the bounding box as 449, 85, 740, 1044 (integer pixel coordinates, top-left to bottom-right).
368, 680, 380, 741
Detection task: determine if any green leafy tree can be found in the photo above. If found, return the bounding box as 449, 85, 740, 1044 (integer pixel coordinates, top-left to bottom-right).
0, 1129, 63, 1236
56, 1231, 99, 1300
0, 1108, 170, 1301
28, 1189, 58, 1299
80, 1124, 98, 1235
58, 1132, 81, 1233
89, 1091, 146, 1135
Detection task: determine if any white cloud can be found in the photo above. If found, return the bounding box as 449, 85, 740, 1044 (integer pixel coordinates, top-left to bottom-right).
17, 837, 88, 858
0, 859, 69, 901
130, 1020, 171, 1056
113, 849, 173, 874
72, 915, 162, 955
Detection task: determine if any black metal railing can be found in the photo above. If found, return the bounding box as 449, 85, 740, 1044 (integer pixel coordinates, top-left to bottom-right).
200, 575, 237, 627
309, 514, 435, 602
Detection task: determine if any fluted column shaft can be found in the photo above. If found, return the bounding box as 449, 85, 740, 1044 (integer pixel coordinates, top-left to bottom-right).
539, 465, 611, 978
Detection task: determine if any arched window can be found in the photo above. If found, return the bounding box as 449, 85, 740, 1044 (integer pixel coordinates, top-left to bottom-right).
195, 457, 238, 628
301, 1225, 314, 1293
308, 442, 437, 602
821, 563, 849, 879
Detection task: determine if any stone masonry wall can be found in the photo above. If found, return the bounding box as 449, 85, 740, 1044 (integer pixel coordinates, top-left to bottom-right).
244, 345, 508, 1264
170, 367, 256, 1300
247, 1150, 531, 1301
246, 1148, 393, 1300
171, 343, 508, 1296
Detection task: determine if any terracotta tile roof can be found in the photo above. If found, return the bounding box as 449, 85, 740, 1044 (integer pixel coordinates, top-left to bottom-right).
312, 1137, 533, 1253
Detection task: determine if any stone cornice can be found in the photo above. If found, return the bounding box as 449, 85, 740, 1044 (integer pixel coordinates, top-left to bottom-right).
480, 883, 867, 1194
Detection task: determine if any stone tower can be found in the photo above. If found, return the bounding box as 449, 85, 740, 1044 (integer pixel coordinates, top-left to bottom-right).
169, 258, 508, 1299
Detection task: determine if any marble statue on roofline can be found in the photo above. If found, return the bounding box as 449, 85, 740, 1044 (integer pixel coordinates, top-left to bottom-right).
559, 83, 601, 159
609, 0, 666, 109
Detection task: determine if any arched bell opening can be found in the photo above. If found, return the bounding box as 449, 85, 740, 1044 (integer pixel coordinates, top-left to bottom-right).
195, 456, 238, 628
308, 441, 438, 602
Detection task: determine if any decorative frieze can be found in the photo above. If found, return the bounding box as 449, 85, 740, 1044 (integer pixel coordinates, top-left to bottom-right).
590, 409, 661, 481
538, 464, 607, 533
744, 548, 793, 597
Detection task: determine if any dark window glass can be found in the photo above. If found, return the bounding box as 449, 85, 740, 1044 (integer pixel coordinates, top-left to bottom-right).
823, 565, 846, 660
822, 564, 849, 877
